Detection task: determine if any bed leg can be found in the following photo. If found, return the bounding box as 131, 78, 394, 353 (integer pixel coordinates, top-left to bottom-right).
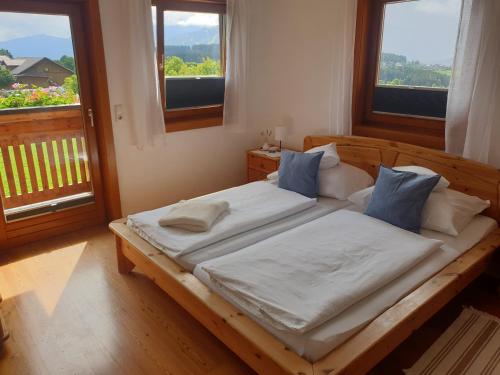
116, 236, 135, 274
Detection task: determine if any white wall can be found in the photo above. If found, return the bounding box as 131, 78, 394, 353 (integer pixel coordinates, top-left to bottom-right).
248, 0, 356, 150
99, 0, 257, 215
98, 0, 354, 214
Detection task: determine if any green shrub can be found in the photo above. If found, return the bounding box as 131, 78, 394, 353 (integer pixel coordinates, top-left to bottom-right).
0, 83, 79, 109
0, 67, 15, 89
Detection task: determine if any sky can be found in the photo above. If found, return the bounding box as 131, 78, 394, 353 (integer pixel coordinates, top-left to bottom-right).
381, 0, 462, 65
0, 9, 217, 43
0, 2, 461, 65
0, 12, 71, 42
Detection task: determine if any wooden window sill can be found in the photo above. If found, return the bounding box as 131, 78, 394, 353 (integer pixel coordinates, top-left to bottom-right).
164, 105, 223, 133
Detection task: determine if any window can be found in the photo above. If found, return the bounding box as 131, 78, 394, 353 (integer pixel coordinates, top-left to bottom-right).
153, 1, 226, 132
373, 0, 461, 119
353, 0, 462, 147
377, 1, 461, 90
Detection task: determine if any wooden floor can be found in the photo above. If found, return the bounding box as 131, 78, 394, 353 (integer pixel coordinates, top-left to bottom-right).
0, 225, 498, 375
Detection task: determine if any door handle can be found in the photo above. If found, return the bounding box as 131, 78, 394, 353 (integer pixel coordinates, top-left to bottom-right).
88, 108, 95, 128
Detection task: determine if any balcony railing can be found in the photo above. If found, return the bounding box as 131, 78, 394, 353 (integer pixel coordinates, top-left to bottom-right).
0, 105, 92, 212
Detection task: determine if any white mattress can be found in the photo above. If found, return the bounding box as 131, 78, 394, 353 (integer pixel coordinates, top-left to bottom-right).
194, 213, 497, 361
176, 197, 351, 271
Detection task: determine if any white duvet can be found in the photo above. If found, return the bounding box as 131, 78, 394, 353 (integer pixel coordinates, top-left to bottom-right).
201, 210, 443, 333
127, 181, 316, 256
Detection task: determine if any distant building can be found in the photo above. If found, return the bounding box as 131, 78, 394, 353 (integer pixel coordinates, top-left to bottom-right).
0, 56, 73, 87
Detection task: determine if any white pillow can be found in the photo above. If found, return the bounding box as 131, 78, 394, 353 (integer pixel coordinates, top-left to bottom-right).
267, 171, 278, 180
348, 186, 374, 208
318, 162, 374, 200
348, 187, 490, 236
305, 143, 340, 170
421, 189, 490, 236
393, 166, 450, 191
269, 162, 374, 200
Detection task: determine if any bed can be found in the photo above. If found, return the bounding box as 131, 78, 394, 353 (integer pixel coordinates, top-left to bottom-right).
125, 181, 351, 271
109, 135, 500, 375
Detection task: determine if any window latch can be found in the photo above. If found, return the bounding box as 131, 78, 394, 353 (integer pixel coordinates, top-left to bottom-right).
88, 108, 95, 128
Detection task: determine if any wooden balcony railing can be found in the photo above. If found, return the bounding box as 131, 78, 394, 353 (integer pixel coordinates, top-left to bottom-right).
0, 106, 92, 211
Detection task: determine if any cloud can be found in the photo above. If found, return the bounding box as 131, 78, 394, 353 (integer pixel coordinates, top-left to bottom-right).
0, 12, 70, 42
178, 13, 219, 26
415, 0, 462, 16
165, 11, 218, 27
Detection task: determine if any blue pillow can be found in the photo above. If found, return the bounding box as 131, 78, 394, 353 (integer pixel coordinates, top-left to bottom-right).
364, 166, 440, 233
278, 151, 324, 198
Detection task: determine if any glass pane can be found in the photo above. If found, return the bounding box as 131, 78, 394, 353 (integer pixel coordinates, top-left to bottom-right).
0, 12, 80, 110
164, 11, 222, 77
377, 0, 461, 89
0, 11, 95, 222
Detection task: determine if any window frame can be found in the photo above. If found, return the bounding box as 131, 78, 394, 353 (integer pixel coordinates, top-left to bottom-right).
153, 0, 227, 133
352, 0, 457, 149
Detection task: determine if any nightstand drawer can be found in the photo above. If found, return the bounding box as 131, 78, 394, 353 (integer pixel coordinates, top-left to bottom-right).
248, 153, 279, 172
248, 168, 268, 182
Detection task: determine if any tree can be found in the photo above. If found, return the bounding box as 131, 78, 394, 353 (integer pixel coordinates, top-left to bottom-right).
0, 66, 15, 89
164, 56, 222, 77
164, 56, 185, 76
63, 74, 79, 94
0, 49, 13, 58
195, 58, 221, 76
57, 55, 75, 72
378, 53, 452, 88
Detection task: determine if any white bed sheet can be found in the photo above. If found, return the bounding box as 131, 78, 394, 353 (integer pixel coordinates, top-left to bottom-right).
127, 181, 316, 257
177, 197, 350, 271
194, 214, 497, 361
200, 210, 443, 333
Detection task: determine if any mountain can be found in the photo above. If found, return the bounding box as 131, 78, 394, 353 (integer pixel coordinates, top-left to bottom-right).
164, 25, 219, 46
0, 34, 74, 60
0, 26, 219, 61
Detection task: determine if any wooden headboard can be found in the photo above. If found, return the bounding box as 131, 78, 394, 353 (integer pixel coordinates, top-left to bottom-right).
304, 135, 500, 221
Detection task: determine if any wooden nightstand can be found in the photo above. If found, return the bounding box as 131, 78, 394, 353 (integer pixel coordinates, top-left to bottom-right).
247, 149, 281, 182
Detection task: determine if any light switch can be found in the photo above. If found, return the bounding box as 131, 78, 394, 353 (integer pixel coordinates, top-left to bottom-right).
114, 104, 124, 121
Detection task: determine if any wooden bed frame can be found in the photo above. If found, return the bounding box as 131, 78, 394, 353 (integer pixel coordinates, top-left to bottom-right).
109, 136, 500, 375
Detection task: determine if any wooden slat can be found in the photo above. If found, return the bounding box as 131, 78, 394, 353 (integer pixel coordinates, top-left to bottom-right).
6, 203, 97, 231
1, 143, 17, 198
11, 142, 29, 197
72, 135, 83, 184
0, 107, 81, 125
23, 141, 38, 192
81, 136, 91, 183
34, 141, 50, 192
53, 138, 70, 194
47, 140, 60, 189
0, 144, 14, 199
7, 207, 98, 239
66, 137, 78, 186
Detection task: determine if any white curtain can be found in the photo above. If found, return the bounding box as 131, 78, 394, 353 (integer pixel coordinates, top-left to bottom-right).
121, 0, 165, 148
445, 0, 500, 166
223, 0, 250, 132
328, 0, 358, 136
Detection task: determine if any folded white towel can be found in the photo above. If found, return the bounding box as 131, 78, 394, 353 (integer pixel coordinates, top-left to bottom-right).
158, 200, 230, 232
